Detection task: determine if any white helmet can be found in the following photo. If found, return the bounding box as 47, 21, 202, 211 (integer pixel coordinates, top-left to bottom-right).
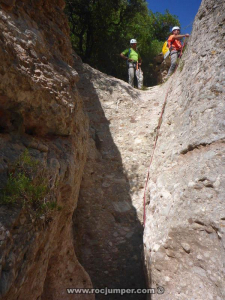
130, 39, 137, 44
172, 26, 180, 32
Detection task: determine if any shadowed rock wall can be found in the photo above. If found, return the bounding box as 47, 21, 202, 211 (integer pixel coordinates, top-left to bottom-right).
0, 1, 93, 299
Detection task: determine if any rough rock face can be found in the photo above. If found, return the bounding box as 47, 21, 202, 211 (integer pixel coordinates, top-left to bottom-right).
144, 0, 225, 299
0, 1, 92, 299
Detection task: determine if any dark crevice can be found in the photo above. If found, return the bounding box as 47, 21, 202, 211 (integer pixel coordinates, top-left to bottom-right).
205, 183, 214, 188
25, 127, 37, 136
180, 138, 225, 155
198, 177, 207, 182
180, 143, 208, 154
194, 220, 205, 226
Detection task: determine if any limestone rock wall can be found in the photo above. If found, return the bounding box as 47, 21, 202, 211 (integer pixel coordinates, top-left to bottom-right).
144, 0, 225, 299
0, 1, 93, 299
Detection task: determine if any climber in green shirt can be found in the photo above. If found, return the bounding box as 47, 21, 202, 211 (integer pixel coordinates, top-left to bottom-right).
120, 39, 143, 89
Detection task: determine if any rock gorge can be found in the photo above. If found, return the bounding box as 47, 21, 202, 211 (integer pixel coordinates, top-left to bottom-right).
0, 0, 224, 299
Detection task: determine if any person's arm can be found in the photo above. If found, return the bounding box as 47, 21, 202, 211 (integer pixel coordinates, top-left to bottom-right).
175, 34, 190, 40
120, 53, 134, 62
120, 53, 129, 61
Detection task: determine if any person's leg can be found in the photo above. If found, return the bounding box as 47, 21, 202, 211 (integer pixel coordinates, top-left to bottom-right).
128, 63, 135, 87
166, 51, 178, 77
136, 68, 143, 89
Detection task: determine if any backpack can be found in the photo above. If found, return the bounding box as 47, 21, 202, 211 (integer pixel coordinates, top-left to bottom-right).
162, 41, 169, 55
128, 48, 131, 58
162, 40, 170, 59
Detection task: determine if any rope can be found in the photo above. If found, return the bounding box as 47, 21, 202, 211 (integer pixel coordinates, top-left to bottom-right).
143, 39, 186, 228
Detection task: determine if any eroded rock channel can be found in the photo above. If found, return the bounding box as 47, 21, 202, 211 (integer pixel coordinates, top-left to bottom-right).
71, 54, 172, 299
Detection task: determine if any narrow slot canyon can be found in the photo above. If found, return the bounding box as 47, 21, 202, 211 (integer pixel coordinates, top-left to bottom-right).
71, 56, 167, 299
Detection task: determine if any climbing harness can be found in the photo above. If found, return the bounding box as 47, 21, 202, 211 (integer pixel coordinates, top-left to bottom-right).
143, 39, 186, 228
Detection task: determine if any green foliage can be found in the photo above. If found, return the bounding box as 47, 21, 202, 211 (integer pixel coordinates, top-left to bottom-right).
65, 0, 180, 86
0, 150, 60, 216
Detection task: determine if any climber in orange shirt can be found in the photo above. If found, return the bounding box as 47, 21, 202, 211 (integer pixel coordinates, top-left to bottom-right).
166, 26, 190, 78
